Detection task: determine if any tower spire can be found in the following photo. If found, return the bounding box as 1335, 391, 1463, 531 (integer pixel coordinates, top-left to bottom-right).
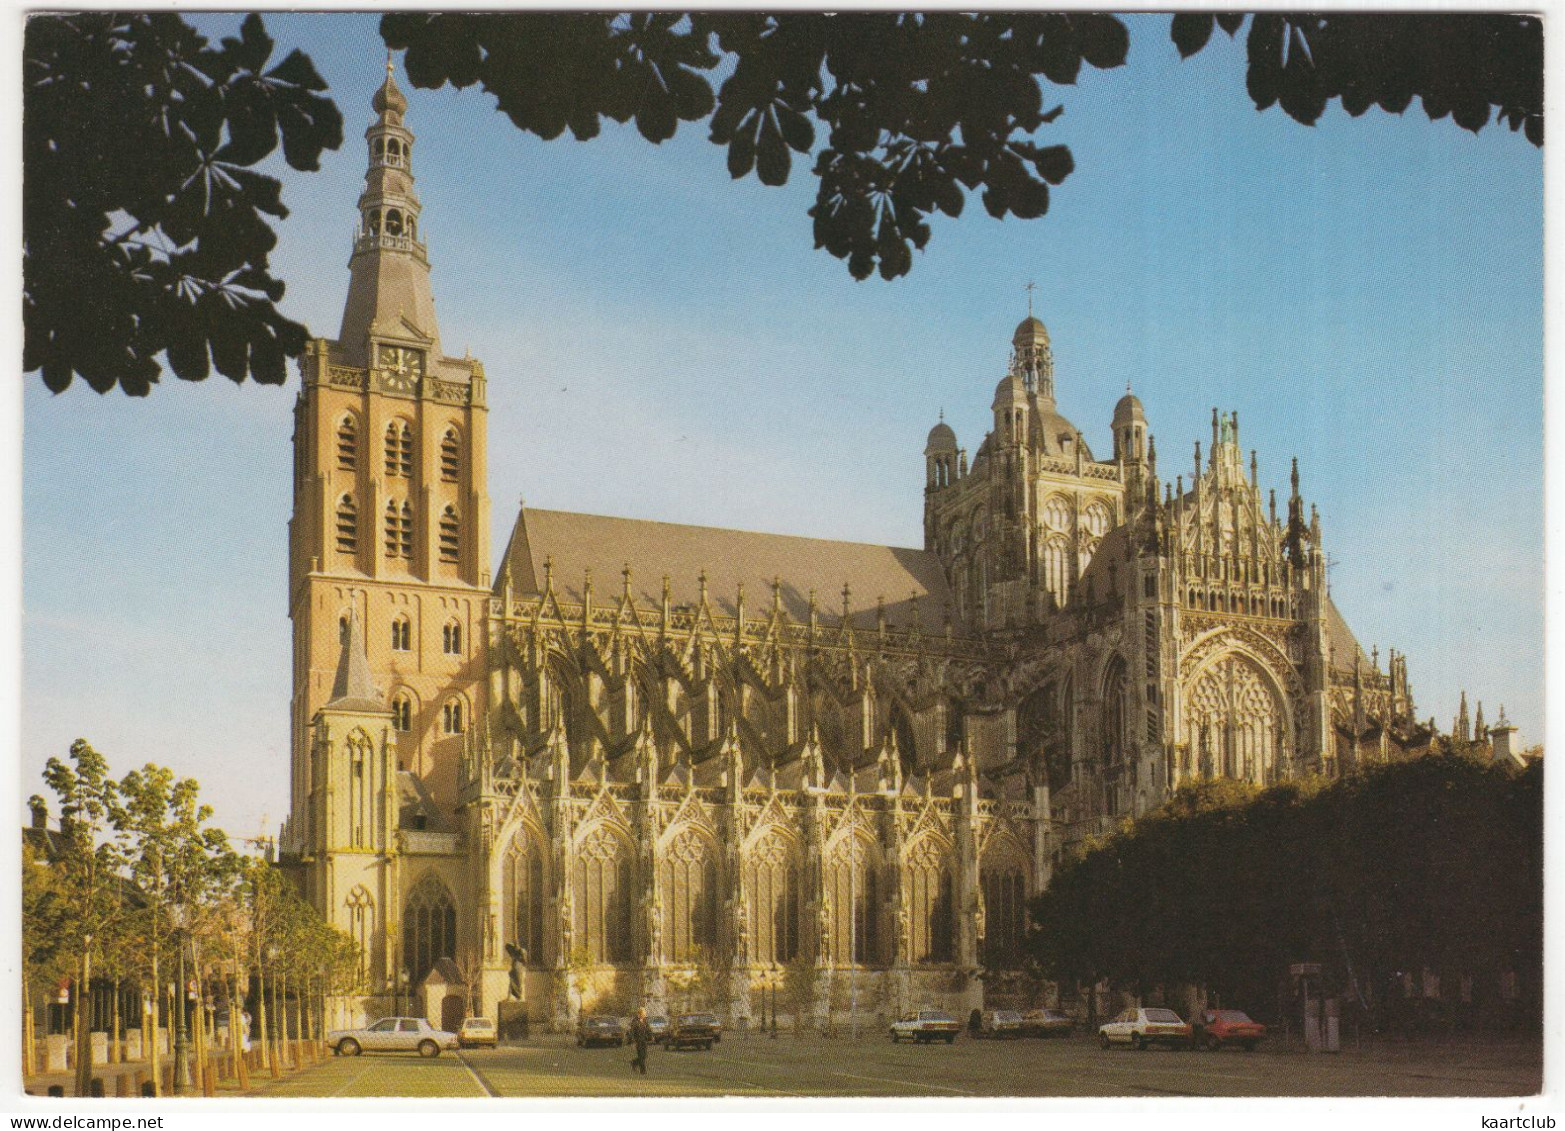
337, 55, 440, 366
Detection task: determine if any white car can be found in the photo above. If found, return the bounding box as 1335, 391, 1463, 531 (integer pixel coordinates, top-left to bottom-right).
327, 1016, 460, 1057
1098, 1007, 1193, 1051
889, 1010, 961, 1044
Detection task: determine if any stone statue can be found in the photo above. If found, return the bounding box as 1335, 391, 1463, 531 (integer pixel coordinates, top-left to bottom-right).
504, 943, 528, 1001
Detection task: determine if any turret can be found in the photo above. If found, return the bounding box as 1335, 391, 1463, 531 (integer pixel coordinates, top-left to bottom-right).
925, 414, 957, 490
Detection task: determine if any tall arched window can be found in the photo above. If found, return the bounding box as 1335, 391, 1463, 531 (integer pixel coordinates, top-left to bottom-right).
889, 703, 917, 776
440, 428, 461, 482
1101, 655, 1129, 764
1042, 536, 1070, 605
442, 699, 465, 735
345, 886, 374, 984
1018, 680, 1071, 792
335, 495, 358, 554
505, 831, 546, 964
980, 853, 1028, 968
660, 828, 718, 963
443, 620, 462, 655
439, 506, 460, 564
403, 875, 457, 984
745, 829, 800, 965
385, 501, 412, 559
574, 824, 634, 964
827, 834, 879, 966
337, 415, 358, 470
391, 692, 413, 733
385, 420, 412, 478
390, 615, 411, 652
347, 728, 374, 849
905, 836, 953, 964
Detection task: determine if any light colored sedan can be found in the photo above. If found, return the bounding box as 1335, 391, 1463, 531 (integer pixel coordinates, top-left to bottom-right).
1098, 1007, 1193, 1051
328, 1016, 459, 1058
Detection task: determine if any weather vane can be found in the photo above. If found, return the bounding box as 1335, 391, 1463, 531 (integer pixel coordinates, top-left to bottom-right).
1024, 280, 1037, 317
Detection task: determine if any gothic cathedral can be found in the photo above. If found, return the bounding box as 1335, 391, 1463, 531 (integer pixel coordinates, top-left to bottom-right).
286, 68, 1434, 1031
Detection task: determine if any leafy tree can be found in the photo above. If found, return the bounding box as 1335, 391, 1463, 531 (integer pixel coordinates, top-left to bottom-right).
115, 762, 233, 1093
1027, 754, 1543, 1031
26, 12, 1541, 397
41, 741, 129, 1096
23, 12, 342, 395
382, 12, 1540, 285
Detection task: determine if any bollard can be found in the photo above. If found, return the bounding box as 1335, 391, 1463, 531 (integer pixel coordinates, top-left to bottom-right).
47, 1085, 64, 1098
140, 1082, 154, 1098
89, 1078, 105, 1097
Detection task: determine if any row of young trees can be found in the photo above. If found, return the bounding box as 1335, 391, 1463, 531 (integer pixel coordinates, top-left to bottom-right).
21, 739, 359, 1095
1027, 753, 1543, 1028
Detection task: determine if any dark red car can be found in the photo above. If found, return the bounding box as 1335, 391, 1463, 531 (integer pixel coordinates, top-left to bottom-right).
1199, 1009, 1266, 1051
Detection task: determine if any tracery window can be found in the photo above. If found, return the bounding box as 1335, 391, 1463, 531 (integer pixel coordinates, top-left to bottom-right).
439, 506, 460, 564
826, 834, 879, 966
745, 829, 800, 964
440, 428, 461, 482
385, 500, 412, 560
403, 875, 457, 984
443, 620, 462, 655
573, 824, 634, 964
345, 886, 374, 984
1185, 655, 1281, 784
390, 615, 411, 652
1082, 500, 1112, 538
335, 495, 358, 555
1042, 494, 1072, 533
385, 420, 413, 478
337, 415, 358, 470
442, 699, 465, 735
980, 855, 1028, 968
660, 828, 718, 963
505, 832, 546, 963
905, 836, 953, 964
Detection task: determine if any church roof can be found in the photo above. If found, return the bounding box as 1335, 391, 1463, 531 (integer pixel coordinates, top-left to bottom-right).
1325, 595, 1372, 671
498, 508, 957, 632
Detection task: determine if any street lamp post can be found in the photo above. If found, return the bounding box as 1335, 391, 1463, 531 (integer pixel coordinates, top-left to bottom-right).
170, 907, 190, 1094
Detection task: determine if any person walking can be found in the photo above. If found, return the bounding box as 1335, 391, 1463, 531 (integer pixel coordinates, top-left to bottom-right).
628, 1008, 652, 1075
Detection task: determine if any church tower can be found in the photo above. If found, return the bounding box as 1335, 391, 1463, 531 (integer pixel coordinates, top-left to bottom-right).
288, 59, 492, 868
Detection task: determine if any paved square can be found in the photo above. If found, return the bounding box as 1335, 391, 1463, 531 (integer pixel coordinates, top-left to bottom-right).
252, 1032, 1541, 1098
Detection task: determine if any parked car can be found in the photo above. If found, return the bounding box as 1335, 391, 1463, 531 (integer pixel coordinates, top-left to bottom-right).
1198, 1009, 1267, 1051
1021, 1008, 1076, 1038
575, 1015, 628, 1048
1098, 1007, 1194, 1051
647, 1015, 671, 1044
889, 1010, 961, 1044
668, 1013, 722, 1050
327, 1016, 458, 1058
458, 1016, 498, 1049
980, 1010, 1025, 1038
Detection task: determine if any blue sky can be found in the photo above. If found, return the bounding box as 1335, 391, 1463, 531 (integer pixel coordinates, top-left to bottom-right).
21, 13, 1543, 838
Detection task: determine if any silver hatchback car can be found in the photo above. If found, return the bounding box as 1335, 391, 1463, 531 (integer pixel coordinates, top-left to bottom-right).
328, 1016, 460, 1057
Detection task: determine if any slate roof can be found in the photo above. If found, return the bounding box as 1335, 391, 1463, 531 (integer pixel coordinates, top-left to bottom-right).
498, 508, 958, 632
